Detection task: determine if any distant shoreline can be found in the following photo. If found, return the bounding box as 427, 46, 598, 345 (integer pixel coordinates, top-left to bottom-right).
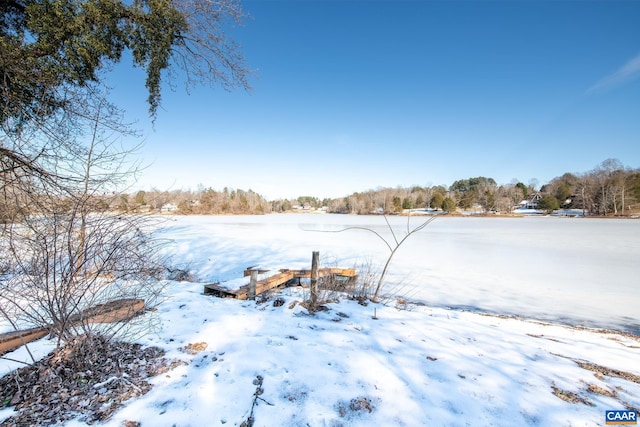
158, 209, 640, 219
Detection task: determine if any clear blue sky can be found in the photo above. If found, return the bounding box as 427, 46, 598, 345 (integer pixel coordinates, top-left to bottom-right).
110, 0, 640, 200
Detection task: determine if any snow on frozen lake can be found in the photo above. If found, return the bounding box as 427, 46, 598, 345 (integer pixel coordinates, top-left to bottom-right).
1, 214, 639, 426
157, 214, 640, 335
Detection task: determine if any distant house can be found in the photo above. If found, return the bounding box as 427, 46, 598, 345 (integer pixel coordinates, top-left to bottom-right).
161, 203, 178, 213
293, 204, 312, 211
513, 193, 543, 214
518, 193, 542, 210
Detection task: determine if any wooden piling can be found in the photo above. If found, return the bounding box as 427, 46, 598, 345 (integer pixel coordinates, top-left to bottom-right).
310, 251, 319, 306
248, 270, 258, 300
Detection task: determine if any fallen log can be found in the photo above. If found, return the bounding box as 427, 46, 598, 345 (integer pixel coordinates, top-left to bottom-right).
0, 298, 145, 356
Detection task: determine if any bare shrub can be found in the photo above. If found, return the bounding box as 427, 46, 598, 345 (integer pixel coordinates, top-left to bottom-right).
0, 95, 166, 351
348, 259, 379, 304
0, 202, 166, 348
304, 214, 437, 303
166, 264, 197, 282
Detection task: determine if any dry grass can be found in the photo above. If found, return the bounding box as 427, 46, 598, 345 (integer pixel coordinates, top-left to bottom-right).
551, 384, 593, 406
179, 342, 208, 355
576, 361, 640, 384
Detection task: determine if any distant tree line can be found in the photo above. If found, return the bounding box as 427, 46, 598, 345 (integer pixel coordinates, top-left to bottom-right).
116, 187, 269, 215
116, 158, 638, 216
538, 159, 639, 216
326, 159, 639, 216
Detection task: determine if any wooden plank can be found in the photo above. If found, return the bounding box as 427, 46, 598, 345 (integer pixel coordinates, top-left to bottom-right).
243, 266, 270, 276
323, 268, 357, 277
0, 327, 49, 356
283, 269, 311, 277
235, 270, 296, 300
256, 270, 295, 291
80, 299, 145, 324
204, 283, 240, 298
284, 268, 357, 278
0, 298, 146, 356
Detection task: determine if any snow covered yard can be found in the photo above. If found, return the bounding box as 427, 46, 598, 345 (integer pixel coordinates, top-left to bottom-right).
64, 283, 639, 427
2, 290, 639, 427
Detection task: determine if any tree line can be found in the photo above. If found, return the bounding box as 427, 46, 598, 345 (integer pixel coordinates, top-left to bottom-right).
117, 158, 638, 217
326, 159, 640, 216
119, 187, 270, 215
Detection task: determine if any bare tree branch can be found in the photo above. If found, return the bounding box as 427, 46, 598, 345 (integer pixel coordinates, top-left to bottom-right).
302, 214, 438, 302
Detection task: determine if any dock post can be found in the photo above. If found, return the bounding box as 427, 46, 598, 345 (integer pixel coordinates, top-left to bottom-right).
249, 270, 258, 300
310, 251, 319, 306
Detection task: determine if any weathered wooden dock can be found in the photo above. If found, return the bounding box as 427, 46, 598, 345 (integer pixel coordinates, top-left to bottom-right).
204, 266, 357, 299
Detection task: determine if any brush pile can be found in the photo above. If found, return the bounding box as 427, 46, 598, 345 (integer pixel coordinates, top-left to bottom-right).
0, 334, 169, 426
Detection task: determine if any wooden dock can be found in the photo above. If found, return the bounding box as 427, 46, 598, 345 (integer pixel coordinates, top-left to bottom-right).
204, 267, 357, 299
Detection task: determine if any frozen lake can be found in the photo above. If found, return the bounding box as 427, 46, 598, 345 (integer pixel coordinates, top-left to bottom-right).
159, 214, 640, 335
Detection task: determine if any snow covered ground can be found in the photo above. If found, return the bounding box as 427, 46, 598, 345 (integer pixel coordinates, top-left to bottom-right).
1, 214, 639, 426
